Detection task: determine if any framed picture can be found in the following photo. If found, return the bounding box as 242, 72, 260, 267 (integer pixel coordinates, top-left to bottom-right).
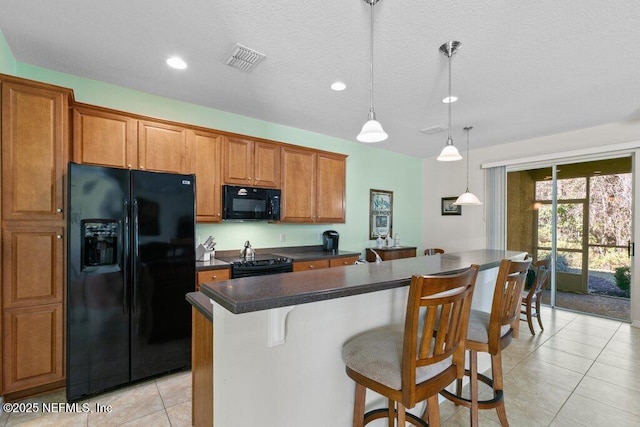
441, 197, 462, 216
370, 189, 393, 239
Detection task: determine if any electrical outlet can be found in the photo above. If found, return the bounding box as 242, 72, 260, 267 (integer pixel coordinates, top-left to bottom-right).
279, 233, 286, 242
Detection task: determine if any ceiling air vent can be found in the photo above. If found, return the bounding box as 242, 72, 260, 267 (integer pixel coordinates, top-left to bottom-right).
226, 43, 265, 71
420, 124, 448, 134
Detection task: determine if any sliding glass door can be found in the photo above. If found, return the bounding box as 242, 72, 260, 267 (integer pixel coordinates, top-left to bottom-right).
506, 156, 632, 320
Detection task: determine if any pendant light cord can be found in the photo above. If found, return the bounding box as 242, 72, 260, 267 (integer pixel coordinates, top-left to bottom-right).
447, 53, 452, 140
465, 127, 471, 191
369, 1, 374, 114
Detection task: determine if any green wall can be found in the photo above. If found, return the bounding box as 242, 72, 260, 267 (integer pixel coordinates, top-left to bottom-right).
2, 32, 422, 256
0, 29, 16, 75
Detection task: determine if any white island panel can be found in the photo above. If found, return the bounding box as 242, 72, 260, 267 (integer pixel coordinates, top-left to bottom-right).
212, 264, 503, 426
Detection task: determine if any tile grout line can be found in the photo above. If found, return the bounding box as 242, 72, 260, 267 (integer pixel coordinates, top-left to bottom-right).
548, 320, 625, 426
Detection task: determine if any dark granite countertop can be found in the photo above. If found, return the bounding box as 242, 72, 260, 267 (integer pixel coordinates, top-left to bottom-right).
196, 245, 361, 270
186, 291, 213, 322
200, 249, 525, 314
196, 258, 231, 271
271, 248, 361, 261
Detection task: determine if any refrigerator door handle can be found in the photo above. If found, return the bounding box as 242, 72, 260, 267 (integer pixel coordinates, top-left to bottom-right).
123, 199, 130, 314
133, 198, 139, 313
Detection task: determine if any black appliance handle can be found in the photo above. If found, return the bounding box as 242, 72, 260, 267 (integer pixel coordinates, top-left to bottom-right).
132, 198, 139, 313
123, 199, 130, 314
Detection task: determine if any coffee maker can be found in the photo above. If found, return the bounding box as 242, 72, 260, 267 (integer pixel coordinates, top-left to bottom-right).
322, 230, 339, 253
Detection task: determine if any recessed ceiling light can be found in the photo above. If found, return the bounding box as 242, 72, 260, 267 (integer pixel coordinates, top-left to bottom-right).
442, 96, 458, 104
167, 56, 187, 70
331, 81, 346, 91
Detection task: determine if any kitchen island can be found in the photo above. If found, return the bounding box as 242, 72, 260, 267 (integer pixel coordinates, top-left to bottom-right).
198, 249, 525, 427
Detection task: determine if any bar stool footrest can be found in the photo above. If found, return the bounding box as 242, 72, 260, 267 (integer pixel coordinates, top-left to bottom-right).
363, 408, 427, 426
440, 371, 505, 409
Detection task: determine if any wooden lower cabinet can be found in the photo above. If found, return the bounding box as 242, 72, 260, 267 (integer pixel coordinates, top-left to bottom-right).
191, 307, 213, 427
196, 268, 231, 290
293, 259, 330, 272
329, 256, 359, 268
366, 246, 417, 262
2, 303, 64, 394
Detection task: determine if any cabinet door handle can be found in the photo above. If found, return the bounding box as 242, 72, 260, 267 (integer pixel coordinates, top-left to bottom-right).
127, 163, 132, 168
140, 165, 145, 170
212, 275, 217, 280
56, 208, 63, 213
56, 234, 62, 239
309, 265, 314, 269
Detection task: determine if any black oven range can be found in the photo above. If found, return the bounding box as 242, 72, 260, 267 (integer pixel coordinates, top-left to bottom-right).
218, 254, 293, 278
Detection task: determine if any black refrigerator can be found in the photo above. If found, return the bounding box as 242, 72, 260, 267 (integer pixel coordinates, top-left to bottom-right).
66, 163, 196, 401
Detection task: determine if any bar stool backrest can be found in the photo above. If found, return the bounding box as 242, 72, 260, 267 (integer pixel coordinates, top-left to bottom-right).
488, 259, 531, 353
401, 264, 479, 407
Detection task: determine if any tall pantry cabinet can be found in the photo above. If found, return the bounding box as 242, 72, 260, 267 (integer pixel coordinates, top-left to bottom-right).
0, 75, 71, 397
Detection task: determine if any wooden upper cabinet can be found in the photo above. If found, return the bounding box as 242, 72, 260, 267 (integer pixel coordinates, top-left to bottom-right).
223, 137, 280, 188
189, 130, 223, 222
253, 141, 280, 188
1, 81, 69, 221
138, 120, 188, 174
73, 106, 138, 169
2, 227, 64, 309
280, 146, 316, 222
281, 146, 347, 223
316, 152, 347, 223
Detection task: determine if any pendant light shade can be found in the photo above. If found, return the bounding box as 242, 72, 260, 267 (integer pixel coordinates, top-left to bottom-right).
455, 191, 482, 205
357, 0, 387, 143
437, 137, 462, 161
454, 126, 483, 205
358, 111, 388, 143
437, 41, 462, 161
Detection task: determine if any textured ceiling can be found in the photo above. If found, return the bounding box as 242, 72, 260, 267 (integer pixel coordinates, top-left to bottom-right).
2, 0, 639, 158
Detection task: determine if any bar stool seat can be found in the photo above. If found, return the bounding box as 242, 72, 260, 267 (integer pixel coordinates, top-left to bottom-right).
342, 265, 479, 427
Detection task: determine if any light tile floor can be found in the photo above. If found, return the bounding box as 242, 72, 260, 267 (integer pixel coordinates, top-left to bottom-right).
0, 370, 191, 427
1, 308, 640, 426
440, 307, 640, 426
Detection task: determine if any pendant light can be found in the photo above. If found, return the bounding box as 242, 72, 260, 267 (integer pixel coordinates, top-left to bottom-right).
454, 126, 483, 205
357, 0, 388, 143
437, 41, 462, 161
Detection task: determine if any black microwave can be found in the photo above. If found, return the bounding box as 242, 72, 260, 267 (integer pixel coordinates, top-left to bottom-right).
222, 185, 281, 221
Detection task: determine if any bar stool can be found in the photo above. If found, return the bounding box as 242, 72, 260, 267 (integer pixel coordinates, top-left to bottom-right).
441, 258, 530, 426
521, 261, 550, 334
342, 265, 479, 427
424, 248, 445, 256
